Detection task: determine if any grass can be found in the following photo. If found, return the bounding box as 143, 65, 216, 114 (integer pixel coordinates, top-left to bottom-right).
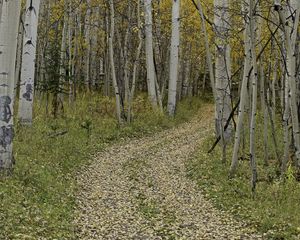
0, 94, 204, 240
187, 111, 300, 240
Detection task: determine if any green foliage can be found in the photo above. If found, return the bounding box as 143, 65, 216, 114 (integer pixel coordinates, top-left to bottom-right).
187, 112, 300, 240
0, 95, 203, 239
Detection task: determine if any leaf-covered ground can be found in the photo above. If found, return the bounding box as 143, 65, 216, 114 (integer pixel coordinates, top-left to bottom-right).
0, 96, 204, 239
75, 104, 262, 239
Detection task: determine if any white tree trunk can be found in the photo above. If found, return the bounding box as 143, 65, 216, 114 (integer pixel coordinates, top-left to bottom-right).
144, 0, 157, 107
14, 13, 24, 99
249, 0, 258, 191
167, 0, 181, 116
18, 0, 41, 125
109, 0, 122, 124
58, 1, 68, 105
230, 2, 252, 177
275, 0, 300, 166
0, 0, 21, 171
84, 0, 91, 92
127, 0, 142, 123
195, 0, 217, 101
214, 0, 232, 162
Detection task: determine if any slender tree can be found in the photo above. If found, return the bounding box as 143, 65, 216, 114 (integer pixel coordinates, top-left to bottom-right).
230, 1, 252, 177
167, 0, 181, 116
18, 0, 41, 125
0, 0, 21, 172
144, 0, 158, 107
214, 0, 232, 162
109, 0, 123, 124
275, 0, 300, 167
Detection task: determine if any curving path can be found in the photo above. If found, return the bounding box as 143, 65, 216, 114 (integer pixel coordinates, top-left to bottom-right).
74, 104, 261, 239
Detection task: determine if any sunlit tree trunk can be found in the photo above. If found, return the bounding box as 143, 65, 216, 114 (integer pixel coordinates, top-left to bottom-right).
127, 0, 142, 123
144, 0, 157, 107
167, 0, 181, 116
18, 0, 41, 125
109, 0, 122, 124
0, 0, 21, 172
275, 0, 300, 167
14, 13, 25, 100
249, 0, 258, 192
230, 2, 252, 177
214, 0, 232, 162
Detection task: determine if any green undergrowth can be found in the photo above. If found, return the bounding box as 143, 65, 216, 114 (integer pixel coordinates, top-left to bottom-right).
188, 112, 300, 240
0, 94, 204, 240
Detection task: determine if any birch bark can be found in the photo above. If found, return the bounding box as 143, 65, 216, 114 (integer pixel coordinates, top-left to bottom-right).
167, 0, 181, 116
127, 0, 143, 123
230, 2, 252, 177
18, 0, 41, 125
144, 0, 158, 107
249, 0, 258, 191
275, 0, 300, 167
214, 0, 232, 162
0, 0, 21, 171
109, 0, 122, 124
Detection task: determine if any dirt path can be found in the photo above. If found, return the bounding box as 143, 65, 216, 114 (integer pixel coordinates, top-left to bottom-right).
74, 104, 261, 239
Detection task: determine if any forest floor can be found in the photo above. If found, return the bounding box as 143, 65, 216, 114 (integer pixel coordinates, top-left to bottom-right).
74, 104, 262, 239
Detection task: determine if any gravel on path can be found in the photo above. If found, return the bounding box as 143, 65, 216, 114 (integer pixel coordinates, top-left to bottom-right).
74, 104, 262, 240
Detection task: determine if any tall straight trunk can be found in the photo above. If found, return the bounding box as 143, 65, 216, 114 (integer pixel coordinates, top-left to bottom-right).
57, 0, 68, 107
123, 2, 132, 104
182, 56, 191, 98
84, 0, 91, 92
282, 77, 290, 174
272, 58, 278, 121
91, 7, 100, 89
109, 0, 122, 124
275, 0, 300, 167
167, 0, 181, 116
249, 0, 258, 192
258, 6, 268, 165
230, 2, 252, 177
18, 0, 41, 125
104, 10, 111, 97
214, 0, 232, 162
68, 1, 74, 105
195, 0, 217, 101
144, 0, 157, 107
14, 13, 24, 99
128, 0, 142, 123
0, 0, 22, 172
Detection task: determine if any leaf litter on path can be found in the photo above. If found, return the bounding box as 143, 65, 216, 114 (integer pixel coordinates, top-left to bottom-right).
74, 104, 262, 239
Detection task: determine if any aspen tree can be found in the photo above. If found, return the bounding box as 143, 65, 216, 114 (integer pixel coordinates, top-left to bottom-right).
56, 0, 68, 115
144, 0, 158, 107
167, 0, 181, 116
214, 0, 232, 162
108, 0, 122, 124
14, 13, 24, 99
249, 0, 259, 191
18, 0, 41, 125
275, 0, 300, 168
85, 0, 91, 92
127, 0, 143, 123
0, 0, 21, 172
230, 1, 252, 177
